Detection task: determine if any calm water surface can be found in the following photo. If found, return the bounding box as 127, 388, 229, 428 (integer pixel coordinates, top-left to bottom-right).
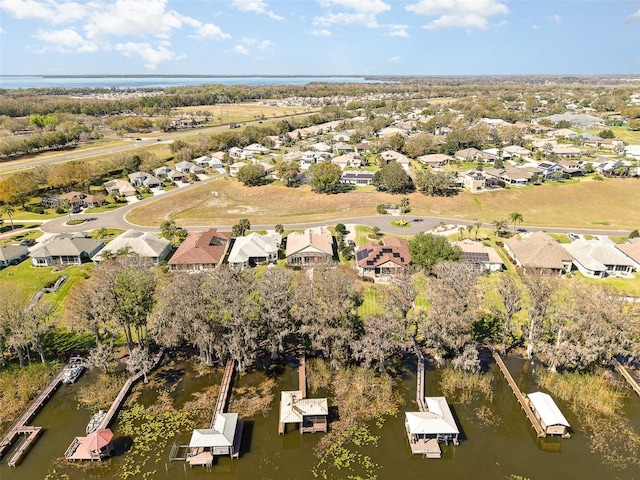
1, 355, 638, 480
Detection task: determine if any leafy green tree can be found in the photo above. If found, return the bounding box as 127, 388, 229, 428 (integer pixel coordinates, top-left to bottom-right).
232, 218, 251, 237
306, 160, 343, 193
372, 160, 411, 193
629, 229, 639, 239
414, 169, 454, 196
408, 232, 462, 272
598, 129, 615, 139
275, 159, 300, 186
335, 223, 347, 236
237, 163, 267, 186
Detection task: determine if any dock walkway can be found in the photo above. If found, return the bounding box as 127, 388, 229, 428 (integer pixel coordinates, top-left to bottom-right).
0, 360, 73, 466
413, 339, 426, 412
97, 347, 165, 431
614, 359, 640, 398
491, 350, 545, 438
213, 359, 235, 424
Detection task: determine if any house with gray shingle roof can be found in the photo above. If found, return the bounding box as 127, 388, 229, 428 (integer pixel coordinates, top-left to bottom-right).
0, 245, 29, 268
31, 234, 104, 267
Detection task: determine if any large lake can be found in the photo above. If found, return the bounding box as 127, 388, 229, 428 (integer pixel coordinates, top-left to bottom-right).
0, 76, 375, 90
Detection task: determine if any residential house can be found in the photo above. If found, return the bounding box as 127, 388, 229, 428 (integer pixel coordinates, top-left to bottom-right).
455, 148, 496, 163
332, 131, 353, 142
461, 170, 488, 191
243, 143, 270, 155
310, 142, 332, 153
541, 113, 605, 129
229, 162, 247, 177
417, 154, 453, 168
300, 151, 327, 167
504, 232, 573, 275
31, 234, 104, 267
286, 227, 334, 267
483, 148, 512, 161
378, 126, 409, 138
227, 232, 281, 269
331, 152, 362, 170
0, 245, 28, 268
562, 239, 634, 278
551, 145, 582, 157
547, 128, 578, 139
141, 175, 161, 189
128, 171, 150, 186
52, 191, 106, 209
333, 142, 354, 154
596, 160, 630, 176
503, 145, 533, 159
92, 230, 171, 264
153, 166, 172, 179
340, 170, 374, 186
175, 161, 204, 174
353, 142, 371, 154
356, 238, 411, 278
168, 169, 186, 183
103, 179, 136, 197
484, 167, 532, 186
193, 155, 212, 167
380, 150, 411, 170
453, 239, 504, 271
229, 147, 253, 160
559, 160, 585, 176
615, 238, 640, 271
168, 228, 230, 271
536, 161, 564, 179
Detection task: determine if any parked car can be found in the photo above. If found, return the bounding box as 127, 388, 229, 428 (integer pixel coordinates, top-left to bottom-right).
567, 233, 580, 241
20, 239, 36, 246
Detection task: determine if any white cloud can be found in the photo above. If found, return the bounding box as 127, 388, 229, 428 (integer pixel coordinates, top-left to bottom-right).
231, 0, 283, 20
628, 9, 640, 23
406, 0, 508, 31
190, 22, 231, 40
33, 28, 97, 52
387, 24, 409, 37
0, 0, 87, 24
315, 0, 389, 27
258, 40, 272, 49
310, 29, 332, 36
232, 45, 250, 55
531, 23, 540, 30
115, 41, 183, 69
318, 0, 390, 15
547, 14, 561, 25
390, 56, 401, 64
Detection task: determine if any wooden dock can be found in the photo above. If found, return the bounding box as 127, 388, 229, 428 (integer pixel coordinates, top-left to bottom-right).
212, 359, 235, 425
492, 350, 545, 438
413, 339, 426, 412
299, 354, 307, 399
0, 360, 71, 466
614, 359, 640, 398
96, 347, 165, 431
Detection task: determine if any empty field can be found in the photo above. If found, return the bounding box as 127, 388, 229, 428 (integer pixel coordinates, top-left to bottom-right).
126, 176, 640, 230
175, 103, 318, 123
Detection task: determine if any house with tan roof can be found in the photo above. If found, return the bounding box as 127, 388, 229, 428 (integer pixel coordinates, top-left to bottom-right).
286, 227, 334, 267
168, 228, 230, 271
417, 153, 453, 167
92, 230, 171, 264
615, 238, 640, 271
103, 179, 136, 197
504, 232, 573, 275
356, 238, 411, 279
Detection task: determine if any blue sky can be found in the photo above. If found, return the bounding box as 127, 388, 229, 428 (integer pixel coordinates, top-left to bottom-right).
0, 0, 639, 75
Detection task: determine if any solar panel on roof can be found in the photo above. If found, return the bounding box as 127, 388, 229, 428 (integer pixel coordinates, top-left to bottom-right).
356, 250, 369, 261
462, 252, 490, 263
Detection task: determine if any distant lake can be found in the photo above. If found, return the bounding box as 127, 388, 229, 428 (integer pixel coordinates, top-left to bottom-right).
0, 76, 375, 90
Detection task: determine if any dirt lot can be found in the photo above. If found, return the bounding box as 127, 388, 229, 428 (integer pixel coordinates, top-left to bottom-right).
125, 176, 640, 230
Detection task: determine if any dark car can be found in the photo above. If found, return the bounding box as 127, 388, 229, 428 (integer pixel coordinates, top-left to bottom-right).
20, 239, 36, 247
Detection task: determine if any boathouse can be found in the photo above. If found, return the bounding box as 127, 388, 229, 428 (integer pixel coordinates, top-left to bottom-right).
405, 397, 459, 458
527, 392, 571, 437
279, 391, 328, 434
187, 413, 242, 466
65, 428, 114, 461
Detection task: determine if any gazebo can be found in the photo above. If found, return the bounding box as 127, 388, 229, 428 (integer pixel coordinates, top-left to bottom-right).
278, 391, 328, 434
65, 428, 114, 461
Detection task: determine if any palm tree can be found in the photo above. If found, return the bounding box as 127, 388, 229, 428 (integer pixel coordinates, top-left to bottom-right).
274, 224, 284, 235
0, 204, 15, 230
492, 219, 508, 238
400, 197, 410, 221
474, 220, 483, 240
466, 224, 473, 239
509, 212, 524, 232
458, 226, 465, 240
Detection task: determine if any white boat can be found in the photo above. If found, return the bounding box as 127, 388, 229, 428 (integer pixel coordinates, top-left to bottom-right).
87, 410, 107, 435
62, 358, 85, 384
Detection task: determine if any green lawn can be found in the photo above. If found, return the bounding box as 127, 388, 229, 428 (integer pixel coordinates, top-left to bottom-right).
575, 271, 640, 296
0, 261, 93, 319
85, 202, 127, 214
0, 228, 43, 246
549, 233, 571, 244
358, 284, 384, 318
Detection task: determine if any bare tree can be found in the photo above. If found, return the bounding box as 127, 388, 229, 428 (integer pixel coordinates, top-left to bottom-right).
255, 268, 295, 359
419, 262, 482, 365
126, 346, 154, 383
494, 275, 523, 354
522, 274, 558, 360
353, 313, 405, 372
86, 341, 115, 374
